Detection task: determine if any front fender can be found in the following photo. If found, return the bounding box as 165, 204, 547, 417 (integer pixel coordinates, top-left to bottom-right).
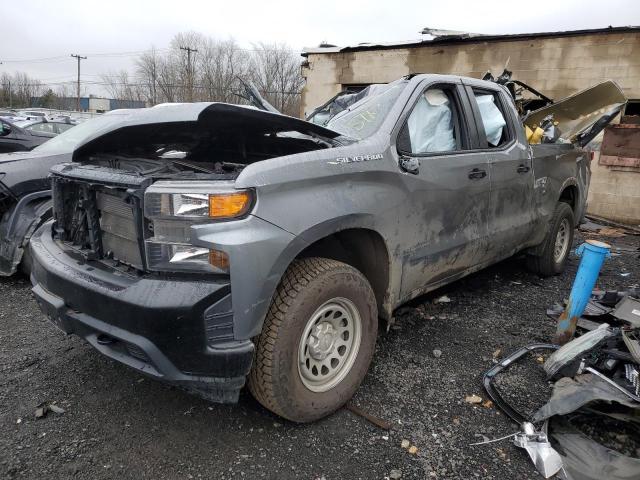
191, 213, 386, 340
0, 191, 52, 275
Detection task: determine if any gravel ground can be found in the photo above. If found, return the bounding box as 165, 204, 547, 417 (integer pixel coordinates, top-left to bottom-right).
1, 231, 638, 479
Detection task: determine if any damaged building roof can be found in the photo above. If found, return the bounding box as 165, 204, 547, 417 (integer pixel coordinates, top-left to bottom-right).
302, 25, 640, 55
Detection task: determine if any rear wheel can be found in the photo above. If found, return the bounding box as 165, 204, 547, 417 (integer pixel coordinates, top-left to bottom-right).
527, 202, 575, 276
248, 257, 378, 422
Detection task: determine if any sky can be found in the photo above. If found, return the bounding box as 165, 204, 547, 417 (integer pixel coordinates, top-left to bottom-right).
1, 0, 639, 97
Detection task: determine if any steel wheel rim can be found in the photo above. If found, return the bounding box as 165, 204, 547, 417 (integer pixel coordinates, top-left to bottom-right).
298, 297, 362, 393
554, 218, 570, 263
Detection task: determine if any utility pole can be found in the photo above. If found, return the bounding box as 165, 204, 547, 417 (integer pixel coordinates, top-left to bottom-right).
179, 46, 198, 102
70, 54, 87, 111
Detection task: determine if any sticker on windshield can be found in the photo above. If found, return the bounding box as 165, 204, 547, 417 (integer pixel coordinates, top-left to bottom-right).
329, 153, 384, 165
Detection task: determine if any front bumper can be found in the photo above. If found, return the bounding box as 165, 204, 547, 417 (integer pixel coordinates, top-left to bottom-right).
29, 222, 254, 403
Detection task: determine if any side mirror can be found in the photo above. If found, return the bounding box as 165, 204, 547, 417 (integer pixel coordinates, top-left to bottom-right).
400, 156, 420, 175
0, 123, 11, 136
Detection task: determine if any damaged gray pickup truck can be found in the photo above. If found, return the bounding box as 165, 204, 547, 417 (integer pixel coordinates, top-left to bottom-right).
29, 74, 626, 422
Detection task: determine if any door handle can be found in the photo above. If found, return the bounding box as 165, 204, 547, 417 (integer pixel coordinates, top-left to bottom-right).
468, 168, 487, 180
517, 164, 530, 173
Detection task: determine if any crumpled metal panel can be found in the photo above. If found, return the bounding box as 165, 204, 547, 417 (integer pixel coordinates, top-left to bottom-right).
532, 374, 640, 423
523, 81, 626, 146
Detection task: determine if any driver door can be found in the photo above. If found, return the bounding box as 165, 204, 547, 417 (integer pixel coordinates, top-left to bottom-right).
395, 80, 492, 299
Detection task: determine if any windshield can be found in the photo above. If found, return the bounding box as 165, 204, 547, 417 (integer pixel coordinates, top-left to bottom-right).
326, 81, 407, 139
33, 111, 128, 154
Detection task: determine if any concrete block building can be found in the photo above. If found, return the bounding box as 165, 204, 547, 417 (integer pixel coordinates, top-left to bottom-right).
301, 26, 640, 225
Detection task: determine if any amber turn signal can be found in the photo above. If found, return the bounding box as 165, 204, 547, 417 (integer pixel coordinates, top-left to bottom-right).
208, 191, 252, 219
209, 249, 230, 272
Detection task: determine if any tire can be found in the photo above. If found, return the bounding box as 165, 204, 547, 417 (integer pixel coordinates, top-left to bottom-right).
248, 257, 378, 422
527, 202, 575, 277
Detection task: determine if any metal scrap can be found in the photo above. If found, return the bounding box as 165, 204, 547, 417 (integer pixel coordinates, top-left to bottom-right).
512, 422, 563, 479
612, 297, 640, 327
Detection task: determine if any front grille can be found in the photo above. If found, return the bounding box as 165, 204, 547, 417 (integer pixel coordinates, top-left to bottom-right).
52, 177, 145, 270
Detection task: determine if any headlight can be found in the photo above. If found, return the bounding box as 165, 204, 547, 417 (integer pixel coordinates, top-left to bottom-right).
143, 181, 253, 273
146, 191, 252, 219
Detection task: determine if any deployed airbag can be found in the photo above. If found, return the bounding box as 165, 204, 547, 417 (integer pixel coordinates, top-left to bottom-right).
475, 94, 506, 146
408, 89, 456, 153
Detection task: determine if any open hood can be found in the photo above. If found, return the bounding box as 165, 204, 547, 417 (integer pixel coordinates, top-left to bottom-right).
523, 80, 627, 147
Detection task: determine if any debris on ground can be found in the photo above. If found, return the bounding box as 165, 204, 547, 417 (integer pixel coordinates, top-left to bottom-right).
432, 349, 442, 358
479, 240, 640, 479
389, 469, 402, 479
465, 394, 483, 404
34, 402, 65, 419
345, 403, 392, 430
400, 439, 410, 449
433, 295, 451, 304
512, 422, 562, 478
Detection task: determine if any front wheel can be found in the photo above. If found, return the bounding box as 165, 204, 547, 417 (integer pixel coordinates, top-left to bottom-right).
527, 202, 575, 276
248, 257, 378, 422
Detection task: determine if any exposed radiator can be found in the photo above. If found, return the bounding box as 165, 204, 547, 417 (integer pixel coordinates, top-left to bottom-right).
96, 192, 143, 269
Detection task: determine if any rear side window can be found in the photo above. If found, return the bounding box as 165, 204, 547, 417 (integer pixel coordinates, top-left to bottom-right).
402, 86, 466, 154
471, 90, 509, 147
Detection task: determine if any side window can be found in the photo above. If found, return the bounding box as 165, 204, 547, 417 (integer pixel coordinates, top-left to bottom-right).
27, 123, 57, 134
55, 123, 74, 134
404, 87, 463, 154
471, 90, 509, 147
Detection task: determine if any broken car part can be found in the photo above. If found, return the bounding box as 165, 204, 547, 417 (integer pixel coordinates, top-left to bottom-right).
584, 367, 640, 403
512, 422, 563, 479
548, 414, 640, 480
532, 373, 640, 423
554, 241, 611, 345
624, 364, 639, 397
622, 329, 640, 363
483, 69, 554, 115
524, 80, 627, 147
612, 297, 640, 327
484, 344, 559, 424
545, 324, 616, 379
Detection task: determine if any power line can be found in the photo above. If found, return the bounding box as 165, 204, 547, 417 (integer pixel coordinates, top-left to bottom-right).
1, 45, 292, 65
3, 78, 302, 95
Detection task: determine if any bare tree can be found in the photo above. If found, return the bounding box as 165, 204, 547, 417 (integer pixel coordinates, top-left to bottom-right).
54, 83, 77, 110
136, 46, 161, 105
199, 37, 250, 103
0, 72, 45, 108
249, 42, 304, 116
93, 32, 305, 116
99, 70, 144, 103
